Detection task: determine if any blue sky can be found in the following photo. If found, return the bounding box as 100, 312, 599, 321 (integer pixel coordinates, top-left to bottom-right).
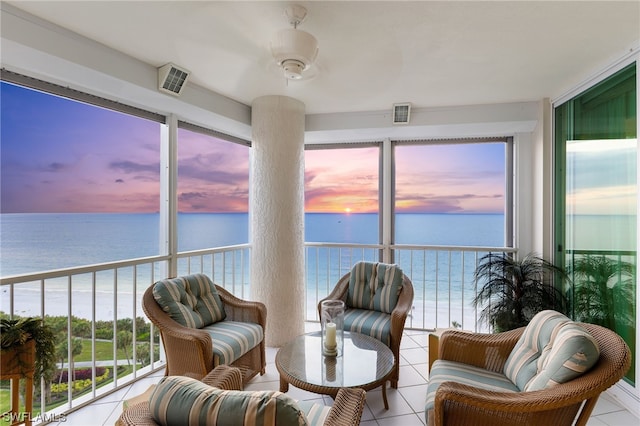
2, 81, 506, 214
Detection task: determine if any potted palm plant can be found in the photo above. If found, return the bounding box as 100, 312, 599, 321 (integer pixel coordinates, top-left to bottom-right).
472, 252, 568, 332
1, 317, 57, 383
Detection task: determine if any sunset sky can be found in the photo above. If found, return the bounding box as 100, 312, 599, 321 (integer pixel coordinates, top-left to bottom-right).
2, 82, 506, 214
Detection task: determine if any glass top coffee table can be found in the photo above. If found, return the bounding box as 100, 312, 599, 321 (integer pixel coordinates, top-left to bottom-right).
275, 331, 394, 409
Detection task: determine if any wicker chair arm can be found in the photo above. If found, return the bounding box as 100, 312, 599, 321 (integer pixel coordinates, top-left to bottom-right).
201, 364, 244, 390
215, 285, 267, 327
439, 327, 523, 373
323, 388, 366, 426
158, 325, 214, 378
391, 276, 414, 327
115, 401, 159, 426
432, 381, 592, 426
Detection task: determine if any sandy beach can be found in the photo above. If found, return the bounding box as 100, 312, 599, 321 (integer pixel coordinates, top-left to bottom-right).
2, 281, 488, 333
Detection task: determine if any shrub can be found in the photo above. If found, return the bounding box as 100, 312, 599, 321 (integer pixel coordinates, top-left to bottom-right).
54, 366, 106, 383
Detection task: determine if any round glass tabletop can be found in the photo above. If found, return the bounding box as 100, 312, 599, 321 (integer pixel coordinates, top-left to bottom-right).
275, 331, 394, 391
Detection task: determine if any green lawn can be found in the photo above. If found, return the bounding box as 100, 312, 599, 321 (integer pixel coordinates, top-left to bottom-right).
74, 339, 129, 363
0, 388, 40, 426
0, 389, 11, 418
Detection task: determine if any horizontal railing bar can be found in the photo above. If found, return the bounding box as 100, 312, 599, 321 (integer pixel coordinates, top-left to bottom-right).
305, 242, 516, 253
0, 255, 170, 285
392, 244, 517, 252
565, 249, 636, 256
305, 242, 383, 249
1, 244, 253, 286
175, 243, 251, 258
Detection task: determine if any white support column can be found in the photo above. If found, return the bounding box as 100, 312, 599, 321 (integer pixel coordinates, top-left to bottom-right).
250, 95, 306, 347
382, 138, 392, 263
160, 114, 178, 278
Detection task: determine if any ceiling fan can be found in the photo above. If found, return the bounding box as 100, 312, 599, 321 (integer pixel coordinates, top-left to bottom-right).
270, 4, 319, 81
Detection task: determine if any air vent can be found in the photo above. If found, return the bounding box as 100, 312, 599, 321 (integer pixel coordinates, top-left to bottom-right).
158, 63, 190, 96
392, 103, 411, 124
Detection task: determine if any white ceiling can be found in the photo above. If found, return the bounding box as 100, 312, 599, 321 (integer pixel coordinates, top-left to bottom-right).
7, 1, 640, 115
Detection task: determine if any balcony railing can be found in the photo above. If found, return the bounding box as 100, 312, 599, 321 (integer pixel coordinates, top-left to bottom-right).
304, 243, 517, 331
0, 242, 513, 421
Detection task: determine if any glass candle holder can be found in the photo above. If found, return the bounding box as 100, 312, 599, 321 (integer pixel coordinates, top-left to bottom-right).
320, 299, 344, 357
322, 353, 343, 386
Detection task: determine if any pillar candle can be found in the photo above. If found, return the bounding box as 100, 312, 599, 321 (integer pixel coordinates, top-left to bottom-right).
325, 322, 337, 347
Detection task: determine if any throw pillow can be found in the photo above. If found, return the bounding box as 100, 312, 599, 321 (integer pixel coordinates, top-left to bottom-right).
347, 262, 404, 313
149, 375, 308, 426
153, 274, 226, 328
524, 321, 600, 391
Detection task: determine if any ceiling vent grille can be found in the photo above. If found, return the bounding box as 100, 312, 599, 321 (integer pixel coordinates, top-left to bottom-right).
158, 63, 190, 96
392, 103, 411, 124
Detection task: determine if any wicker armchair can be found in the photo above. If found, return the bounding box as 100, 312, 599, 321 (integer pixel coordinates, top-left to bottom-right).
319, 262, 414, 388
142, 276, 266, 384
426, 323, 631, 426
116, 365, 366, 426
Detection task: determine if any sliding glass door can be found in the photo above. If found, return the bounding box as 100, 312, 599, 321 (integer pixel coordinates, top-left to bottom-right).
555, 63, 637, 384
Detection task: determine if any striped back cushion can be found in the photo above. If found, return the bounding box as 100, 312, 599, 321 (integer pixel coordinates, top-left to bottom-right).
524, 322, 600, 391
504, 310, 600, 391
153, 274, 226, 328
347, 262, 377, 310
347, 262, 404, 314
150, 376, 309, 426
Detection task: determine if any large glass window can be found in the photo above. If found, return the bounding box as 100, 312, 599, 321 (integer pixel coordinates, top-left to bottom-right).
393, 140, 509, 330
555, 62, 637, 384
394, 141, 507, 246
303, 145, 380, 298
0, 82, 161, 275
304, 145, 380, 244
177, 126, 250, 252
0, 80, 164, 412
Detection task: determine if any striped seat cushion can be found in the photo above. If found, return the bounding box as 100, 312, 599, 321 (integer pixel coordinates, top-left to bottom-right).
149, 375, 308, 426
347, 262, 403, 314
504, 310, 599, 391
153, 274, 226, 328
202, 321, 264, 366
297, 400, 331, 426
344, 308, 392, 346
425, 359, 519, 413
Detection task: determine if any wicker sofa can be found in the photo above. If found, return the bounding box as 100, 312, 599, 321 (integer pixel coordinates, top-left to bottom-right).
116, 365, 367, 426
425, 310, 631, 426
143, 274, 266, 383
319, 261, 414, 389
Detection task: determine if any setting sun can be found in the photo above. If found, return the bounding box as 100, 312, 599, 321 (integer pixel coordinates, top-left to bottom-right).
345, 207, 352, 213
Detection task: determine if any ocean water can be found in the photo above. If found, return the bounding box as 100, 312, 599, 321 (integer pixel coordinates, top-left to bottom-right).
0, 212, 505, 277
1, 212, 505, 325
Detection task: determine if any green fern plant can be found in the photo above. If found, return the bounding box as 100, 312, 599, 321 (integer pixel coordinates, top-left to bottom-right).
1, 317, 57, 382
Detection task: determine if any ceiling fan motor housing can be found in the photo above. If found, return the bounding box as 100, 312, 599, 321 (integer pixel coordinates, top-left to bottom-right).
271, 28, 318, 80
281, 59, 306, 80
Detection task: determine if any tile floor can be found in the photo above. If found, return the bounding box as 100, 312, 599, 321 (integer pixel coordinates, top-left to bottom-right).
54, 326, 638, 426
